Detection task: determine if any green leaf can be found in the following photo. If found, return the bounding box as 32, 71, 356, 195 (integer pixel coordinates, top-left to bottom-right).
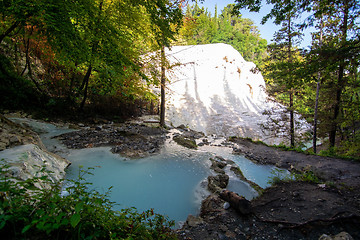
22, 224, 32, 234
75, 202, 84, 213
70, 213, 81, 228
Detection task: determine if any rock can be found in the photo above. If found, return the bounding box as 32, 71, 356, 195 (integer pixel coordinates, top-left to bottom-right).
230, 166, 245, 179
173, 135, 197, 149
225, 230, 236, 238
208, 174, 229, 193
57, 123, 166, 158
177, 124, 187, 130
210, 159, 227, 174
9, 135, 21, 145
186, 215, 204, 227
219, 190, 252, 215
319, 232, 354, 240
223, 202, 231, 210
200, 194, 225, 217
0, 114, 43, 150
0, 144, 71, 188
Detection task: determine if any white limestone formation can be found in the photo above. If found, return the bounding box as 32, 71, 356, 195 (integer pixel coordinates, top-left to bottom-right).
164, 43, 309, 145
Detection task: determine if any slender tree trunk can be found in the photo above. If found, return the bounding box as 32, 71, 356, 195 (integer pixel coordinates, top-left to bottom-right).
290, 90, 295, 147
0, 21, 19, 44
67, 63, 78, 103
287, 15, 295, 148
329, 0, 349, 148
21, 29, 43, 93
313, 14, 323, 154
160, 46, 166, 127
313, 81, 320, 153
79, 65, 92, 112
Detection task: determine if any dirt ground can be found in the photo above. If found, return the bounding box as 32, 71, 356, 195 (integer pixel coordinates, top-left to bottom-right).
177, 138, 360, 240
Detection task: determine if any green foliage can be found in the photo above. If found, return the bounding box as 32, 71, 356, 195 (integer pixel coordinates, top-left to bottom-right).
178, 3, 267, 66
294, 170, 320, 183
0, 164, 176, 240
268, 168, 320, 186
267, 168, 293, 185
0, 0, 183, 117
0, 54, 42, 110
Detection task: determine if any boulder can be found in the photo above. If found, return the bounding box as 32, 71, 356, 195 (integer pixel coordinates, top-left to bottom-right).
0, 144, 71, 188
200, 194, 225, 217
208, 174, 229, 193
173, 135, 197, 149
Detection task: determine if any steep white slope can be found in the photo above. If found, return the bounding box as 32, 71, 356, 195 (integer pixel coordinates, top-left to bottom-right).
164, 43, 308, 145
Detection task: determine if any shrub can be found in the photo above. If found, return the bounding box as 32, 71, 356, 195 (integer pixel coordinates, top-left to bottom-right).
0, 163, 176, 240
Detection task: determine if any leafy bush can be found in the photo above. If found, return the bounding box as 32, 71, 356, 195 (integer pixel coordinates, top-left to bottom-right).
0, 164, 176, 240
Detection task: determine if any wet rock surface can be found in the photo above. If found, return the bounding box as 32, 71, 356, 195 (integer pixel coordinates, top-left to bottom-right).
177, 138, 360, 239
57, 123, 167, 158
0, 114, 43, 150
172, 126, 205, 149
0, 114, 69, 186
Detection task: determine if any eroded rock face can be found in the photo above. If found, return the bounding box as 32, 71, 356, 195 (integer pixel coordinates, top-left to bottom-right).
0, 114, 43, 150
0, 115, 70, 188
0, 144, 70, 187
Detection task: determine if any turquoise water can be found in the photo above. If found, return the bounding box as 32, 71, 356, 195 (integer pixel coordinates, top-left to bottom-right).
64, 140, 277, 227
64, 144, 213, 227
199, 143, 276, 188
8, 118, 280, 227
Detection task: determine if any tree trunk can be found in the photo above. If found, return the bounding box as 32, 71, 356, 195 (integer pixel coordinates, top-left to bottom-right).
219, 190, 252, 215
313, 15, 323, 154
329, 0, 349, 148
21, 30, 43, 93
313, 81, 320, 153
290, 90, 295, 147
0, 21, 19, 44
79, 65, 92, 112
67, 63, 77, 103
160, 46, 166, 127
287, 15, 295, 148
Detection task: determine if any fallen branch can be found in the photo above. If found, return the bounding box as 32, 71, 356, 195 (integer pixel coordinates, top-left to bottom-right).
220, 190, 252, 215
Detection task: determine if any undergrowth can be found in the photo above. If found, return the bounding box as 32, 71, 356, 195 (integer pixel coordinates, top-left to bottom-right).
0, 163, 176, 240
268, 168, 320, 185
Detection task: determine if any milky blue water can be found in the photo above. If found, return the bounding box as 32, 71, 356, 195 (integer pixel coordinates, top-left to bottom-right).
65, 145, 212, 226
8, 118, 280, 227
64, 139, 279, 227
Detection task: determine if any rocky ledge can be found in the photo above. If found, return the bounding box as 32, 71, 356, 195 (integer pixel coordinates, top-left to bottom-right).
0, 114, 70, 188
57, 123, 168, 158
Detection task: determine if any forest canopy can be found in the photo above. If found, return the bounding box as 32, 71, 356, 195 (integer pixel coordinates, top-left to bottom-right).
177, 3, 268, 66
0, 0, 182, 117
